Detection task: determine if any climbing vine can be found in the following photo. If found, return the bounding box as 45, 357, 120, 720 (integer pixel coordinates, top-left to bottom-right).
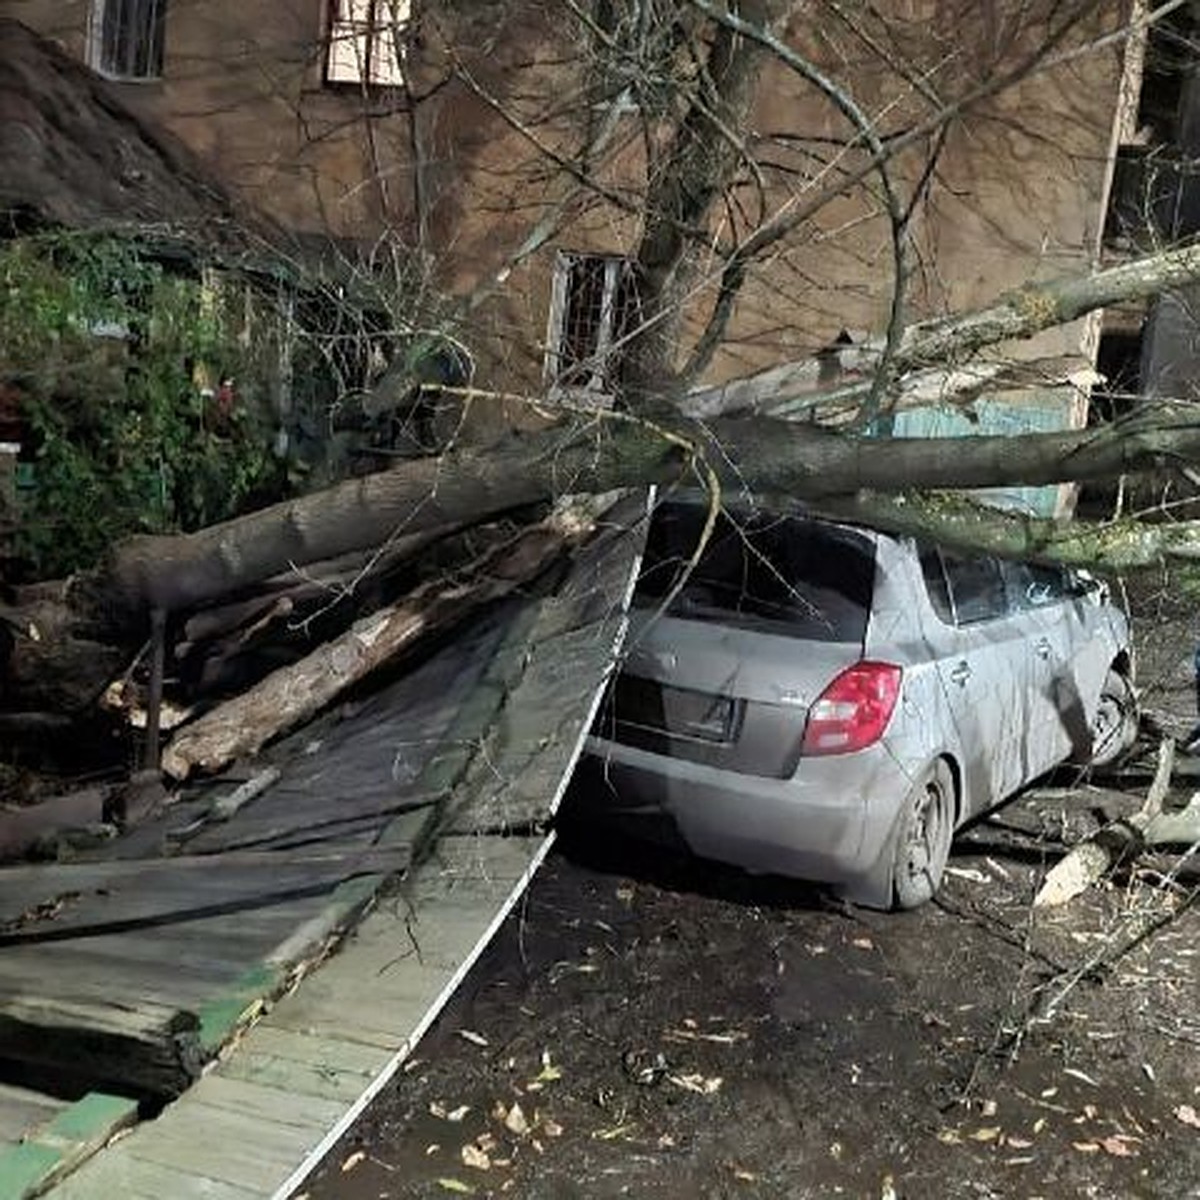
0, 234, 286, 577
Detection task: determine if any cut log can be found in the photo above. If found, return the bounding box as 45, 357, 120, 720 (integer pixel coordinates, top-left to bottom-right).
1034, 740, 1199, 906
159, 506, 594, 780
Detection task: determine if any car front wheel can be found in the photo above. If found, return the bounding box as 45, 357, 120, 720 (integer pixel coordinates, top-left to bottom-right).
891, 760, 955, 910
1089, 668, 1138, 768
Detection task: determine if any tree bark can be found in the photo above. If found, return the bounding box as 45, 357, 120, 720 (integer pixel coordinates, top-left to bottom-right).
160, 513, 586, 779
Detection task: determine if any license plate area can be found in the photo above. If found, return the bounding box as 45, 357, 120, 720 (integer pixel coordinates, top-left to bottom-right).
610, 677, 739, 744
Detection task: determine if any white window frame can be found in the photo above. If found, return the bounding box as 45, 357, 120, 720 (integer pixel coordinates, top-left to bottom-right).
544, 251, 636, 405
325, 0, 411, 88
88, 0, 167, 81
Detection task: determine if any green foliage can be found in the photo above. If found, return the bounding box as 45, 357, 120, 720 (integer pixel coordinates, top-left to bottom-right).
1, 234, 285, 577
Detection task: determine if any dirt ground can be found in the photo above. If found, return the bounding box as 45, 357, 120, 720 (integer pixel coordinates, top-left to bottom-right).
296, 583, 1200, 1200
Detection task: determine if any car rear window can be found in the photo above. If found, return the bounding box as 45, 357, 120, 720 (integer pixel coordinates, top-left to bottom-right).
635, 502, 875, 642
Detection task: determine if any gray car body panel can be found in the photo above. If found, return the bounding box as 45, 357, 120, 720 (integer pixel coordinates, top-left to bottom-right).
581, 513, 1131, 907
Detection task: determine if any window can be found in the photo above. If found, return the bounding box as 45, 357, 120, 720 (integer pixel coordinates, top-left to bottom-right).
326, 0, 410, 87
635, 502, 875, 642
921, 546, 1009, 626
544, 252, 639, 401
91, 0, 167, 80
940, 551, 1009, 626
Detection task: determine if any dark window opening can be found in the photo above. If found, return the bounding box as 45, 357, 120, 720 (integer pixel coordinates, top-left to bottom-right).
95, 0, 167, 80
1090, 328, 1143, 424
1137, 6, 1198, 146
1103, 147, 1200, 247
635, 501, 875, 643
546, 253, 640, 398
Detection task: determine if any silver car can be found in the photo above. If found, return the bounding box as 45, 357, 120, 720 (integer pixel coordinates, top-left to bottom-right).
576, 498, 1136, 909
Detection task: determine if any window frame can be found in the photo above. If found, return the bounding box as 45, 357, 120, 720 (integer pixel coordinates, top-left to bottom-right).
544, 250, 638, 405
324, 0, 411, 90
89, 0, 168, 82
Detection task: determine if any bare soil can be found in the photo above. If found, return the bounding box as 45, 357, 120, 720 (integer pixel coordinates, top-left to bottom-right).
296, 584, 1200, 1200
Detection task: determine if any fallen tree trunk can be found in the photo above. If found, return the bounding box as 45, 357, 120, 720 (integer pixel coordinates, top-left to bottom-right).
159, 504, 591, 779
1035, 741, 1200, 906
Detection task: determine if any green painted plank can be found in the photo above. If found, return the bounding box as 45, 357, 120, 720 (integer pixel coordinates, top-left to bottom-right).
195, 965, 282, 1053
40, 1094, 137, 1147
0, 1143, 61, 1200
0, 1092, 137, 1200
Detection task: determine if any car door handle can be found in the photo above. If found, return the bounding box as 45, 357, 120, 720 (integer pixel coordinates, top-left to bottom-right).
1034, 638, 1052, 660
949, 661, 972, 686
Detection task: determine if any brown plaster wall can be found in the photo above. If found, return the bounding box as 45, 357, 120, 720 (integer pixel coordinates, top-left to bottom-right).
6, 0, 1124, 402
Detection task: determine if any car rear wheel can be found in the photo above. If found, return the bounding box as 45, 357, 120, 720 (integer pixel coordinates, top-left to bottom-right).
1089, 669, 1138, 768
891, 760, 955, 910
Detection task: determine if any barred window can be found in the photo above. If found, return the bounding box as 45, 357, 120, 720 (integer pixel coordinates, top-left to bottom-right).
326, 0, 410, 87
545, 253, 640, 402
92, 0, 167, 80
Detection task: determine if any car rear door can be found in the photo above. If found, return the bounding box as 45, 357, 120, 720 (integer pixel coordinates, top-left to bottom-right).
919, 548, 1036, 814
1000, 561, 1088, 772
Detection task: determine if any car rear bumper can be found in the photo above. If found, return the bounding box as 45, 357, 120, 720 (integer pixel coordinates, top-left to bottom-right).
574, 735, 921, 889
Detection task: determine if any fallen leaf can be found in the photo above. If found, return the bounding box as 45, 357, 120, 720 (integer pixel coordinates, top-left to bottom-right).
1033, 1117, 1048, 1134
851, 936, 875, 950
1175, 1104, 1200, 1129
461, 1143, 491, 1171
936, 1129, 963, 1145
1072, 1141, 1100, 1154
436, 1179, 475, 1194
1006, 1136, 1033, 1149
1097, 1134, 1140, 1158
446, 1105, 471, 1123
543, 1118, 564, 1138
970, 1127, 1001, 1142
458, 1029, 489, 1048
1004, 1156, 1036, 1166
593, 1122, 639, 1140
341, 1150, 366, 1173
426, 1144, 441, 1156
730, 1164, 758, 1182
980, 1099, 998, 1117
668, 1072, 723, 1094
1063, 1068, 1099, 1088
504, 1102, 531, 1136
529, 1050, 563, 1085
945, 866, 989, 882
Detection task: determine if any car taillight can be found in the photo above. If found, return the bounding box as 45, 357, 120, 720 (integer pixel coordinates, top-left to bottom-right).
800, 661, 902, 756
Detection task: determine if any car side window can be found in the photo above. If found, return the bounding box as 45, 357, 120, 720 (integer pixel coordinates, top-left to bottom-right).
918, 545, 955, 626
1002, 560, 1067, 610
940, 551, 1009, 625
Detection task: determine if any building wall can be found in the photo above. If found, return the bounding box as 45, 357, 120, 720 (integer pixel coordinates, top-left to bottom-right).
6, 0, 1126, 409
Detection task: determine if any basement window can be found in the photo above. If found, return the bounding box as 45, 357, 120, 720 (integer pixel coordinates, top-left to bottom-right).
91, 0, 167, 81
325, 0, 410, 87
544, 252, 640, 403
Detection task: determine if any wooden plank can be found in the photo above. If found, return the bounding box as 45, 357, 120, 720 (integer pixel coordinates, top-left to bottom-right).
229, 1025, 389, 1076
0, 1084, 64, 1145
0, 1092, 137, 1200
219, 1046, 380, 1105
121, 1101, 313, 1193
49, 1143, 260, 1200
0, 997, 204, 1100
185, 1074, 346, 1133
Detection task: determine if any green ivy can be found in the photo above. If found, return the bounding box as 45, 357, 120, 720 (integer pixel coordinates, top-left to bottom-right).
1, 234, 285, 577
